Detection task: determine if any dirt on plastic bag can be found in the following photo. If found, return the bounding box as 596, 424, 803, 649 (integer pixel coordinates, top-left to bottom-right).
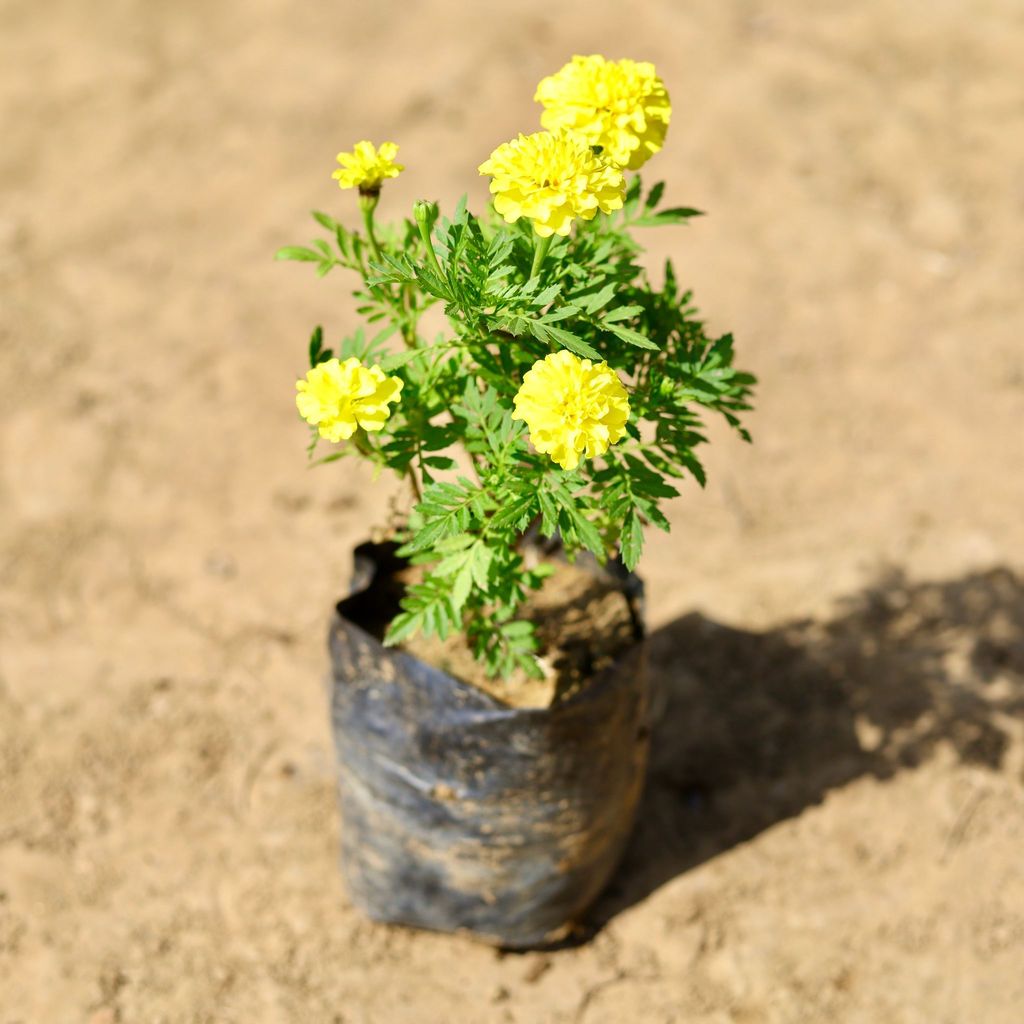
329, 541, 650, 947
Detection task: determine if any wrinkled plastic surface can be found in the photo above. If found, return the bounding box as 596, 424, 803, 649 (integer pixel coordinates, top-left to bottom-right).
329, 541, 650, 948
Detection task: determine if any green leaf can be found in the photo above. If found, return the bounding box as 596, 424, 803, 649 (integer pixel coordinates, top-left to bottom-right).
570, 510, 605, 558
488, 491, 536, 531
501, 620, 534, 639
451, 559, 474, 612
630, 207, 704, 227
538, 490, 559, 536
572, 281, 618, 314
605, 323, 659, 350
531, 283, 562, 307
470, 544, 494, 589
487, 231, 514, 267
538, 304, 580, 324
383, 611, 420, 647
402, 478, 492, 552
380, 348, 430, 371
620, 509, 644, 571
602, 304, 644, 324
423, 455, 457, 470
312, 210, 339, 231
540, 324, 602, 360
433, 533, 476, 554
543, 479, 606, 559
275, 246, 319, 262
434, 550, 469, 577
308, 325, 324, 366
489, 312, 602, 360
644, 181, 665, 210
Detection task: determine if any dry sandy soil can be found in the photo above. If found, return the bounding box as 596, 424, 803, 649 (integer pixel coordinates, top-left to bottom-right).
3, 0, 1024, 1020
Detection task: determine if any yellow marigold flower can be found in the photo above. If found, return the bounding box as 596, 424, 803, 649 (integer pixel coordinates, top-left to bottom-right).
296, 357, 403, 442
535, 55, 671, 170
512, 350, 630, 471
478, 129, 625, 237
332, 141, 404, 194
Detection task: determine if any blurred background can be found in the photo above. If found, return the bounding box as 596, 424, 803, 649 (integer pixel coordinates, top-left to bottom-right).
2, 0, 1023, 1020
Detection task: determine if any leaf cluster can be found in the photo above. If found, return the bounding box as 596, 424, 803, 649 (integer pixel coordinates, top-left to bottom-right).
279, 177, 755, 679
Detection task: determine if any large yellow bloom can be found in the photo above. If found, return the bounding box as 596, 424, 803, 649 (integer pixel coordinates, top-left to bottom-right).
478, 130, 625, 237
535, 55, 671, 171
296, 357, 403, 442
332, 141, 404, 193
512, 351, 630, 470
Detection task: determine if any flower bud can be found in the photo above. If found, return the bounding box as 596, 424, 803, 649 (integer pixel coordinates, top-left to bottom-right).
413, 199, 438, 228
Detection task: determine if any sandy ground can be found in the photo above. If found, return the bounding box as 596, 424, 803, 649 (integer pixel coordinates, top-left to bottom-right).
3, 0, 1024, 1020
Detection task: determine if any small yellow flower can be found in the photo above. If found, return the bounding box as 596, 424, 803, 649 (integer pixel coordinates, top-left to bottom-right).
535, 55, 671, 170
296, 357, 403, 442
332, 141, 404, 194
512, 350, 630, 471
478, 129, 625, 237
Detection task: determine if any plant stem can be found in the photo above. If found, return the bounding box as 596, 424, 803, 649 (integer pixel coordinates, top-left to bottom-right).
413, 200, 444, 279
408, 466, 423, 504
530, 233, 553, 280
359, 191, 382, 262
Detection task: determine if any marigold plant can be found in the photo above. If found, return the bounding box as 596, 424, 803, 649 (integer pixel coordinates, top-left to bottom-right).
278, 57, 755, 680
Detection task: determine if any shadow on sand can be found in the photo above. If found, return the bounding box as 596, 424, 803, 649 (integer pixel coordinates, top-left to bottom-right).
589, 566, 1024, 930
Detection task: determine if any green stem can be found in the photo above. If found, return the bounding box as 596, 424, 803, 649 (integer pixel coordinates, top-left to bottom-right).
530, 233, 553, 280
413, 201, 444, 279
359, 192, 382, 262
408, 465, 423, 504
